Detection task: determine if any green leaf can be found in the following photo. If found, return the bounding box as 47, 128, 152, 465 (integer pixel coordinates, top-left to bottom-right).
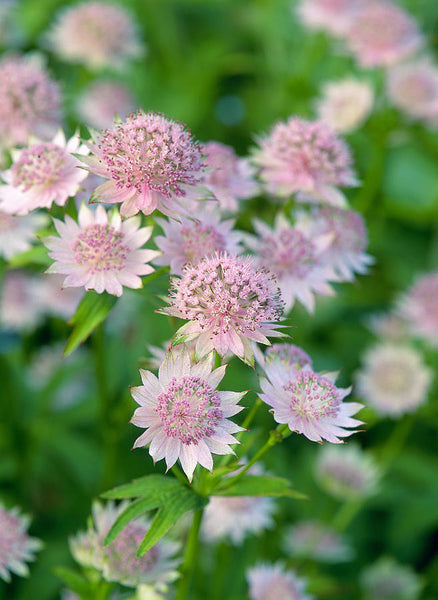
64, 291, 117, 357
101, 474, 183, 499
104, 496, 164, 546
214, 475, 307, 499
53, 566, 93, 598
8, 245, 51, 268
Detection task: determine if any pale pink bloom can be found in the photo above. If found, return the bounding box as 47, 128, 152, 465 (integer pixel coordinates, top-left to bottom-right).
247, 563, 313, 600
255, 342, 313, 371
76, 80, 135, 130
44, 204, 159, 296
47, 1, 144, 70
201, 141, 259, 212
316, 78, 374, 133
130, 346, 246, 481
260, 362, 362, 443
356, 342, 432, 417
285, 520, 353, 562
252, 117, 356, 206
0, 505, 42, 582
295, 206, 373, 282
367, 312, 409, 342
398, 272, 438, 347
160, 252, 284, 365
361, 557, 422, 600
245, 213, 337, 313
74, 172, 106, 207
295, 0, 364, 37
81, 111, 206, 218
0, 54, 61, 148
0, 210, 47, 259
34, 274, 83, 319
0, 131, 89, 215
154, 202, 243, 275
345, 2, 423, 68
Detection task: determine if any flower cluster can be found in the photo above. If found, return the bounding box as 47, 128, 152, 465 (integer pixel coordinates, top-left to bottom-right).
316, 78, 374, 134
284, 520, 353, 563
76, 80, 135, 130
398, 272, 438, 347
0, 504, 42, 582
0, 210, 47, 259
247, 563, 313, 600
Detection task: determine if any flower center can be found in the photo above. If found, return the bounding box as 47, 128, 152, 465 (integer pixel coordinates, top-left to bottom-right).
106, 521, 159, 579
180, 222, 225, 264
266, 344, 311, 369
259, 229, 316, 279
11, 143, 66, 190
284, 372, 340, 420
72, 224, 129, 273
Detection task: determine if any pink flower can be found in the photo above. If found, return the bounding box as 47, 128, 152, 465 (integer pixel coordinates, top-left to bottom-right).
285, 520, 353, 563
252, 117, 356, 205
130, 346, 245, 481
260, 362, 362, 443
0, 504, 42, 582
316, 78, 374, 133
160, 252, 284, 365
245, 213, 337, 313
0, 54, 61, 148
398, 272, 438, 347
76, 80, 135, 130
46, 1, 144, 70
0, 131, 89, 215
0, 210, 47, 259
345, 2, 422, 68
255, 342, 313, 370
81, 111, 206, 218
367, 312, 409, 342
201, 141, 259, 212
154, 201, 243, 275
361, 557, 422, 600
296, 0, 364, 37
44, 204, 160, 296
247, 563, 313, 600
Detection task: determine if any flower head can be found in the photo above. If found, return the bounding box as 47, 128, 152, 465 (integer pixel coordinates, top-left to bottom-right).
256, 342, 313, 371
356, 343, 432, 417
247, 563, 313, 600
252, 117, 356, 205
0, 504, 42, 582
161, 252, 284, 365
44, 204, 160, 296
284, 520, 353, 563
367, 312, 409, 342
77, 80, 135, 130
130, 346, 245, 481
82, 110, 206, 218
296, 0, 364, 37
316, 78, 374, 133
398, 272, 438, 347
0, 211, 47, 259
361, 557, 422, 600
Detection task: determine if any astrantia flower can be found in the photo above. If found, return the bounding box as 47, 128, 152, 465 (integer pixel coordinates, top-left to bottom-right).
247, 563, 313, 600
130, 346, 245, 481
76, 80, 135, 130
47, 1, 144, 70
345, 2, 422, 68
296, 0, 364, 37
295, 206, 373, 281
252, 117, 356, 206
0, 504, 42, 582
398, 272, 438, 347
0, 131, 89, 215
367, 312, 409, 342
0, 211, 47, 259
44, 204, 160, 296
0, 54, 61, 148
316, 78, 374, 133
356, 343, 432, 417
284, 520, 353, 563
256, 342, 313, 371
316, 443, 379, 500
260, 362, 362, 443
161, 252, 284, 365
154, 202, 243, 275
81, 110, 206, 218
202, 141, 259, 212
245, 213, 337, 313
361, 557, 422, 600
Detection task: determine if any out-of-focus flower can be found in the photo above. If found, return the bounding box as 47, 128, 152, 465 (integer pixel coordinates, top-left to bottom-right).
201, 141, 259, 212
356, 342, 432, 417
260, 362, 362, 443
81, 110, 206, 218
361, 556, 422, 600
0, 54, 61, 149
76, 80, 135, 130
247, 563, 313, 600
0, 211, 47, 259
255, 342, 313, 371
344, 2, 422, 68
46, 1, 144, 70
295, 0, 364, 37
130, 346, 245, 481
398, 272, 438, 347
154, 202, 242, 275
316, 78, 374, 133
0, 131, 88, 215
245, 213, 337, 313
70, 501, 179, 588
316, 443, 379, 500
0, 504, 42, 582
160, 252, 284, 365
252, 117, 356, 206
284, 520, 353, 562
44, 204, 159, 297
367, 312, 409, 342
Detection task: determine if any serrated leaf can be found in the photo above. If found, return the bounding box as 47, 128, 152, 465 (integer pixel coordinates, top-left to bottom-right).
101, 474, 183, 500
215, 475, 307, 499
53, 566, 93, 598
104, 496, 164, 546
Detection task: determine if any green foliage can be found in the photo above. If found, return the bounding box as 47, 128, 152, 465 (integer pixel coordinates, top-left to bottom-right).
214, 474, 307, 499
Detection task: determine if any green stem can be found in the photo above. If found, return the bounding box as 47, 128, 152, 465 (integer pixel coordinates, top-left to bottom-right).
171, 464, 188, 486
175, 508, 204, 600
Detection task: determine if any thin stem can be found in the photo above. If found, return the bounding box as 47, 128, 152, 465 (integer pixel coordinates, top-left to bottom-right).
175, 508, 204, 600
171, 464, 188, 486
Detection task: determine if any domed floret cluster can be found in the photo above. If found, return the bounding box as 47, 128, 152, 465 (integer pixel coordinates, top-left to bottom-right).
316, 78, 374, 134
0, 54, 61, 149
247, 563, 313, 600
44, 204, 160, 297
0, 211, 47, 259
201, 141, 259, 212
245, 213, 338, 313
255, 342, 313, 370
76, 80, 135, 130
284, 520, 353, 563
46, 1, 144, 70
81, 110, 206, 218
398, 272, 438, 347
296, 0, 364, 37
260, 362, 362, 443
252, 117, 356, 206
0, 504, 42, 582
153, 202, 243, 275
161, 252, 284, 365
70, 501, 179, 588
360, 557, 422, 600
0, 131, 89, 215
355, 342, 432, 417
316, 443, 379, 500
130, 346, 246, 481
